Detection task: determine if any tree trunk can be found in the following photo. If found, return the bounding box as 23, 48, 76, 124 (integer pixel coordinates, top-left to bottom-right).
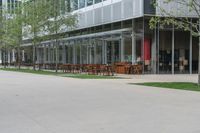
33, 45, 36, 70
3, 49, 6, 68
55, 40, 58, 73
17, 47, 21, 70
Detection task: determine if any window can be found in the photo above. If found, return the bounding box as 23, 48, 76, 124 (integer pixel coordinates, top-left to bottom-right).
71, 0, 78, 10
95, 0, 102, 4
87, 0, 93, 6
79, 0, 85, 8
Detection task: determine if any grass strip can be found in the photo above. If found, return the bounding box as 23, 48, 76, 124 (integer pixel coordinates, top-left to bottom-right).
0, 68, 119, 79
134, 82, 200, 92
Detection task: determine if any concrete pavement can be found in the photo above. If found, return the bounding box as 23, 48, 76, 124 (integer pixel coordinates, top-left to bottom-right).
0, 70, 200, 133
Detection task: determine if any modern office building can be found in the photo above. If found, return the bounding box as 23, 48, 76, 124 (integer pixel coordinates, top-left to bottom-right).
7, 0, 200, 74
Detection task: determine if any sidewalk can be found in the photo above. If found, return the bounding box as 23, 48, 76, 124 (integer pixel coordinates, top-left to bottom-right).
116, 74, 198, 83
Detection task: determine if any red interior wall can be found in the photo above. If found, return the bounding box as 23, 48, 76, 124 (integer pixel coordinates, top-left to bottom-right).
143, 38, 151, 61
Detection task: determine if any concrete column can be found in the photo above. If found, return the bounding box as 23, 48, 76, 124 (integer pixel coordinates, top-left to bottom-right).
0, 50, 2, 64
68, 45, 71, 64
43, 47, 47, 64
132, 20, 137, 64
157, 24, 160, 74
22, 50, 25, 62
94, 42, 97, 64
172, 25, 175, 74
104, 40, 107, 64
48, 46, 51, 63
36, 48, 40, 64
12, 49, 16, 62
190, 30, 193, 74
7, 50, 10, 64
86, 44, 89, 64
52, 45, 55, 64
132, 32, 136, 64
121, 36, 125, 62
102, 41, 105, 64
111, 41, 115, 64
80, 44, 82, 64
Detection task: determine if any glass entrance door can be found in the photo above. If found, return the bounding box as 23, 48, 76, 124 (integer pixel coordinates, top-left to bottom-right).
106, 40, 120, 64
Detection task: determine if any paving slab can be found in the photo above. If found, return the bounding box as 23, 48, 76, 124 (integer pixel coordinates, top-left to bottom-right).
0, 70, 200, 133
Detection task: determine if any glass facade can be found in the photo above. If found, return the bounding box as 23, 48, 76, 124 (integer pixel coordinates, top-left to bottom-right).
79, 0, 85, 9
71, 0, 105, 10
14, 0, 199, 75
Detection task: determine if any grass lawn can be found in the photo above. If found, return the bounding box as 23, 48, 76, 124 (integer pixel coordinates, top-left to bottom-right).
135, 82, 200, 92
0, 68, 119, 79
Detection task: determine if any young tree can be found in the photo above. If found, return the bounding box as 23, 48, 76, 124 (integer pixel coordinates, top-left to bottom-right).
46, 0, 77, 72
0, 6, 16, 68
23, 0, 51, 70
7, 2, 25, 69
150, 0, 200, 84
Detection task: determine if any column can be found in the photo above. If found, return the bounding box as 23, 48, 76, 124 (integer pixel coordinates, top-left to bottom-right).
102, 40, 105, 64
22, 50, 25, 62
132, 20, 137, 64
73, 42, 76, 64
52, 45, 55, 64
94, 42, 97, 64
172, 25, 175, 74
7, 50, 10, 64
48, 45, 51, 63
80, 44, 82, 64
157, 24, 160, 74
43, 46, 47, 64
86, 42, 89, 64
68, 44, 71, 64
111, 40, 115, 64
12, 49, 16, 63
104, 40, 107, 64
132, 32, 136, 64
121, 35, 125, 62
0, 50, 2, 64
189, 30, 193, 74
151, 27, 157, 74
36, 47, 40, 64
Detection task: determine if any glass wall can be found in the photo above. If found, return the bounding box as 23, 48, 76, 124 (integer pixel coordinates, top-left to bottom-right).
87, 0, 93, 6
70, 0, 78, 11
71, 0, 104, 10
67, 45, 73, 64
76, 43, 81, 64
59, 46, 63, 63
89, 46, 95, 64
159, 30, 172, 74
192, 37, 199, 73
79, 0, 85, 9
124, 37, 132, 62
144, 18, 153, 73
95, 0, 102, 4
96, 40, 103, 64
174, 31, 190, 74
106, 39, 121, 64
81, 41, 88, 64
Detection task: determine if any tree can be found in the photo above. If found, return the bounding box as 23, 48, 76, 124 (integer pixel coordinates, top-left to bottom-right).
7, 1, 25, 69
23, 0, 51, 70
150, 0, 200, 84
45, 0, 77, 72
0, 5, 16, 68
